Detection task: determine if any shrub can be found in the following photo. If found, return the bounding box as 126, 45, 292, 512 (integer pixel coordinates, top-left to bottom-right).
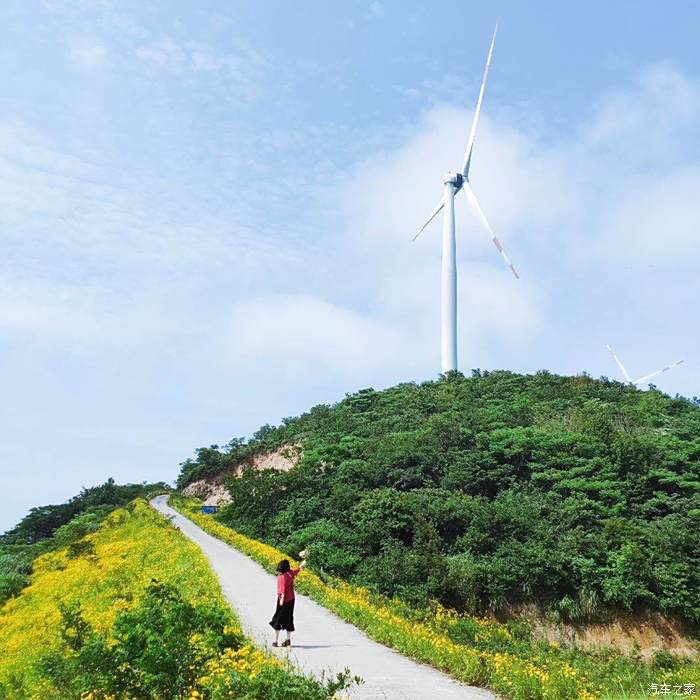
39, 581, 243, 698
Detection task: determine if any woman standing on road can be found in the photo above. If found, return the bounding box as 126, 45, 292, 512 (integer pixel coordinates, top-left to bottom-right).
270, 550, 307, 647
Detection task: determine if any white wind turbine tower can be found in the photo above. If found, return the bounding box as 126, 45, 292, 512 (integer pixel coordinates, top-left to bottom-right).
606, 344, 684, 387
413, 26, 519, 374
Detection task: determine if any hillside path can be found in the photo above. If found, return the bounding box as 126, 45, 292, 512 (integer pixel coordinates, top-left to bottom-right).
150, 496, 497, 700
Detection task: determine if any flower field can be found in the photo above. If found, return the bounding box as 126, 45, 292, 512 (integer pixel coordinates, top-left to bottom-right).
0, 499, 350, 699
173, 496, 700, 700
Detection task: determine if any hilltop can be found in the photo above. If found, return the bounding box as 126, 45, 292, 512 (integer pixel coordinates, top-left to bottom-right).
177, 370, 700, 632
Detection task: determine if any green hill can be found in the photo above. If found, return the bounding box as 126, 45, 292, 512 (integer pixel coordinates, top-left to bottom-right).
177, 370, 700, 628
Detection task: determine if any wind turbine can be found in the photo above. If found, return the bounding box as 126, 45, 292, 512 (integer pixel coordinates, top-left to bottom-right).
606, 344, 684, 387
413, 26, 519, 374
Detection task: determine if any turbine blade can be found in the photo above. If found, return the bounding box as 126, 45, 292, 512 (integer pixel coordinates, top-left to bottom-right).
461, 182, 519, 278
606, 344, 632, 384
634, 360, 684, 386
461, 25, 497, 179
412, 196, 444, 241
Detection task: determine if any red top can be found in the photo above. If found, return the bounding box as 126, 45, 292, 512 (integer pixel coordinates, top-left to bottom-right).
277, 567, 301, 604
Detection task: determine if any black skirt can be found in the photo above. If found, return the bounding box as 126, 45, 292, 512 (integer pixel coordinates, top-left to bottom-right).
269, 599, 295, 631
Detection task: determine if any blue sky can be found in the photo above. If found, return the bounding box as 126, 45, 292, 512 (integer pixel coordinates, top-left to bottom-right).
2, 1, 700, 532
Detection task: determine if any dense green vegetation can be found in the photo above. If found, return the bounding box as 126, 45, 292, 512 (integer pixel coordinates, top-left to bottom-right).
178, 371, 700, 628
0, 479, 168, 605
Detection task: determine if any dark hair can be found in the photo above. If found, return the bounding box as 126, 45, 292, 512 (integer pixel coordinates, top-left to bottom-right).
276, 559, 291, 573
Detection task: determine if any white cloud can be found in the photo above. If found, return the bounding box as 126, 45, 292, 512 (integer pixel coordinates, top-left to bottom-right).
339, 104, 575, 255
208, 104, 549, 387
42, 2, 269, 101
601, 167, 700, 266
129, 35, 267, 93
458, 264, 542, 339
318, 62, 700, 382
0, 122, 284, 270
583, 63, 700, 166
0, 276, 200, 353
569, 64, 700, 268
134, 41, 177, 67
348, 62, 700, 283
67, 37, 108, 69
227, 294, 412, 381
0, 123, 303, 356
368, 1, 385, 19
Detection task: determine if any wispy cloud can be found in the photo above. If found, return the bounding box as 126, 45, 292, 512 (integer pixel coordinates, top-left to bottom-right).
131, 37, 268, 91
368, 1, 385, 19
66, 37, 109, 69
0, 121, 301, 355
43, 1, 270, 101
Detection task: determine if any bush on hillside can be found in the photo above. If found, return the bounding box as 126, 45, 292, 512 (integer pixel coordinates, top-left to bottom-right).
39, 581, 241, 698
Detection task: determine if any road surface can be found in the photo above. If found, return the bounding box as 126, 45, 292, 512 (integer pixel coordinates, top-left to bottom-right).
150, 495, 497, 700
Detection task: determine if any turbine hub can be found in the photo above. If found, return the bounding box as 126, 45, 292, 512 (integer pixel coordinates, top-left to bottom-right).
442, 172, 464, 190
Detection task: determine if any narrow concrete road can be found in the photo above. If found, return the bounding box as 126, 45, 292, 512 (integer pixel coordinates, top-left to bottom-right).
151, 496, 497, 700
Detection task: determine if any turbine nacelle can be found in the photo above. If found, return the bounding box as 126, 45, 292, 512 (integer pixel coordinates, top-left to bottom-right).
442, 172, 464, 190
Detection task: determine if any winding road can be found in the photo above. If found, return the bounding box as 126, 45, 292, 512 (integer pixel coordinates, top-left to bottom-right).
150, 496, 497, 700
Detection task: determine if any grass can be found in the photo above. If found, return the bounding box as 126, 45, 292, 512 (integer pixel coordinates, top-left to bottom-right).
172, 496, 700, 700
0, 499, 353, 699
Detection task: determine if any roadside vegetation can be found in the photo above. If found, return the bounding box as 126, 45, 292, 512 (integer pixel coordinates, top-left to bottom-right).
174, 495, 699, 700
0, 499, 354, 699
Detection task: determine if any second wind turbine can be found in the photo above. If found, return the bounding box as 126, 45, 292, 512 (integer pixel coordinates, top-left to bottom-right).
414, 27, 520, 374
